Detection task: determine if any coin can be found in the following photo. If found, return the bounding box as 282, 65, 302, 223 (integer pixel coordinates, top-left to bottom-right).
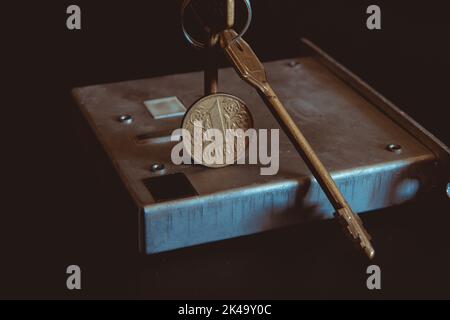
181, 93, 254, 168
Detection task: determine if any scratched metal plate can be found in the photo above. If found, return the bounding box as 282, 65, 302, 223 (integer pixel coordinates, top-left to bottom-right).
72, 40, 449, 254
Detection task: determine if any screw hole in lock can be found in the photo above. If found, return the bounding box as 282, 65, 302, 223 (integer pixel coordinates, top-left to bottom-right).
288, 61, 300, 68
386, 144, 402, 154
150, 163, 166, 173
118, 114, 133, 124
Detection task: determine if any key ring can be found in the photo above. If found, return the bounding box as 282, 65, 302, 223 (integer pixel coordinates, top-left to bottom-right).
181, 0, 252, 49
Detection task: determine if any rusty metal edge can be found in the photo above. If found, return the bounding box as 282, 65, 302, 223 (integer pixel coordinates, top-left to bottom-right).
300, 38, 450, 189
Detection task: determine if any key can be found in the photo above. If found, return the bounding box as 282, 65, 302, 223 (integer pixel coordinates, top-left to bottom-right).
219, 29, 375, 259
181, 2, 255, 168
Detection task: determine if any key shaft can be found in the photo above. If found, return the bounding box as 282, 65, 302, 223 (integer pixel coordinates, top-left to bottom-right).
219, 29, 375, 259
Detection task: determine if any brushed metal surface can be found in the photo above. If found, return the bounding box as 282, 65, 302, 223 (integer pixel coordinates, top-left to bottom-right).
72, 40, 448, 254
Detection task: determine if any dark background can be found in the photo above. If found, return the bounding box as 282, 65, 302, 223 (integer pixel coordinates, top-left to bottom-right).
3, 0, 450, 299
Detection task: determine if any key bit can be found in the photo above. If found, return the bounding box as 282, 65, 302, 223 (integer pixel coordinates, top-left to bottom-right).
336, 208, 374, 259
219, 29, 375, 259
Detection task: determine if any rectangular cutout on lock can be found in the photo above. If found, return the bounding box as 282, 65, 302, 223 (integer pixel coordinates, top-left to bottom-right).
143, 173, 198, 202
135, 129, 182, 145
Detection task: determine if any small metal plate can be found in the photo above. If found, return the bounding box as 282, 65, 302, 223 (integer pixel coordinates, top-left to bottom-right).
72, 40, 449, 255
144, 96, 186, 120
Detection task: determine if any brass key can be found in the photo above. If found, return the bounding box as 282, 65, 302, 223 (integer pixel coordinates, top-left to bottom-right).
219, 29, 375, 259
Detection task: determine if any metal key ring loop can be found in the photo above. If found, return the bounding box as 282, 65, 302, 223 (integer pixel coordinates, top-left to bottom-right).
181, 0, 252, 49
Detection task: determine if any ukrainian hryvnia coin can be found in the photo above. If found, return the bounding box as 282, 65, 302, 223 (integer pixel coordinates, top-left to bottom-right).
181, 93, 254, 168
